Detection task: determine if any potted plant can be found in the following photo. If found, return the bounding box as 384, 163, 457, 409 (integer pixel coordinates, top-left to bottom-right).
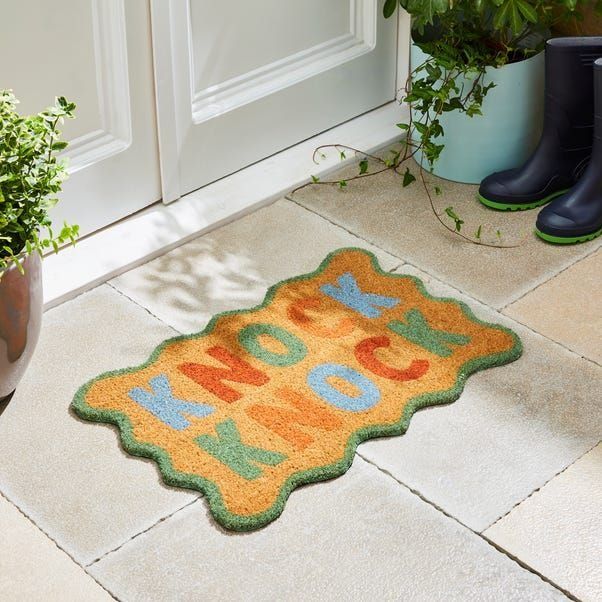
384, 0, 602, 183
0, 90, 77, 405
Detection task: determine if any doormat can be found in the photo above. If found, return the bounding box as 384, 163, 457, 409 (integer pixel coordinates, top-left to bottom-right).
72, 248, 522, 531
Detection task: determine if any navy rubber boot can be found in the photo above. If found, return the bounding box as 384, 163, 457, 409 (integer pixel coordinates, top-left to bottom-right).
479, 37, 602, 211
536, 58, 602, 244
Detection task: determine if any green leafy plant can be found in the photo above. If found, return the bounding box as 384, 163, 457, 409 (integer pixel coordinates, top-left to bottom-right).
0, 90, 78, 274
387, 0, 602, 243
295, 1, 602, 247
386, 0, 602, 167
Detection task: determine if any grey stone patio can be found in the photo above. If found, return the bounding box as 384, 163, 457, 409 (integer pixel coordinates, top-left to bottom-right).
1, 156, 600, 601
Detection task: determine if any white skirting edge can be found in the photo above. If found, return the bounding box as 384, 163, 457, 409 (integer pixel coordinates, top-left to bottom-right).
43, 101, 408, 310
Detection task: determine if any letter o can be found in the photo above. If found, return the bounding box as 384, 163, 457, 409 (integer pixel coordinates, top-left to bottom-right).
307, 363, 380, 412
239, 323, 307, 367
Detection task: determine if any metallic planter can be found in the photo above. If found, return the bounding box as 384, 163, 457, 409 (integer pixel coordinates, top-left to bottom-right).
0, 253, 43, 400
411, 44, 545, 184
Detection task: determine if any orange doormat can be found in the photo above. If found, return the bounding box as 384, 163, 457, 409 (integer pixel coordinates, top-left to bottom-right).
72, 248, 522, 531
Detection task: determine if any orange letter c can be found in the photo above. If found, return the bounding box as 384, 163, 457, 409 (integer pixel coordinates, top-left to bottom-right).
287, 296, 355, 339
355, 336, 429, 382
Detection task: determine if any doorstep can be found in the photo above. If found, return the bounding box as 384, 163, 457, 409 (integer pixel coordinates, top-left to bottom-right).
42, 101, 407, 310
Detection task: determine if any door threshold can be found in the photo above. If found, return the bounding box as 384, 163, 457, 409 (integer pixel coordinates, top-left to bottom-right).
43, 101, 407, 310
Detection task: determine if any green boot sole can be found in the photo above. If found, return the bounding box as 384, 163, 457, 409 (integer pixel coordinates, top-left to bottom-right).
478, 189, 569, 211
534, 227, 602, 245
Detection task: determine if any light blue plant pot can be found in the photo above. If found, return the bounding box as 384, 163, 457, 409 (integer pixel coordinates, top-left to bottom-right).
410, 44, 545, 184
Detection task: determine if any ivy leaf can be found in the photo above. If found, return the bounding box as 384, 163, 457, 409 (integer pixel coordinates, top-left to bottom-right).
445, 206, 464, 232
338, 180, 347, 189
359, 159, 369, 175
402, 167, 416, 187
414, 122, 428, 136
311, 175, 320, 183
493, 0, 523, 34
516, 0, 538, 23
404, 0, 450, 29
383, 0, 398, 18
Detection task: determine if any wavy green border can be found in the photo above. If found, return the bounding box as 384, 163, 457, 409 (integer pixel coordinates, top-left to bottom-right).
71, 247, 522, 531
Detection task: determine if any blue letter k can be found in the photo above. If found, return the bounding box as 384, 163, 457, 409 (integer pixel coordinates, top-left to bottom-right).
128, 374, 214, 431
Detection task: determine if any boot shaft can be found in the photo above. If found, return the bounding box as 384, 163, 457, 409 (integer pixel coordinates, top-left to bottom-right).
596, 59, 602, 136
592, 58, 602, 163
544, 37, 602, 149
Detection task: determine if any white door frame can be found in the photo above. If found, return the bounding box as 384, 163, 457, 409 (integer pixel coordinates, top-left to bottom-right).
150, 1, 411, 204
149, 0, 184, 203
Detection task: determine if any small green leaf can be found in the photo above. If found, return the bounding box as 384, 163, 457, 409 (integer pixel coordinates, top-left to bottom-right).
402, 167, 416, 188
383, 0, 398, 19
516, 0, 537, 23
475, 225, 482, 240
311, 175, 320, 183
359, 159, 369, 175
445, 206, 465, 232
338, 180, 347, 189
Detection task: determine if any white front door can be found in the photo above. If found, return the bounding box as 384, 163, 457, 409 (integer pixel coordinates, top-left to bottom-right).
153, 0, 398, 202
0, 0, 161, 237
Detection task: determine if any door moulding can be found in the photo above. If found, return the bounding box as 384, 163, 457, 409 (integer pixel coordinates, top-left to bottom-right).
149, 0, 410, 205
191, 0, 378, 124
65, 0, 132, 173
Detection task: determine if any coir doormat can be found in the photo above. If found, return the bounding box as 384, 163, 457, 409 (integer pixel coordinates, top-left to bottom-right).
72, 248, 522, 531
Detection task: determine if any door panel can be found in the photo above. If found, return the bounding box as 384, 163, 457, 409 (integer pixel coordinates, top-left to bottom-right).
190, 1, 352, 89
0, 0, 161, 237
154, 0, 397, 201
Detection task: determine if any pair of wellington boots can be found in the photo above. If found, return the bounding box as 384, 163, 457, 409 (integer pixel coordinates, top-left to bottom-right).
479, 37, 602, 244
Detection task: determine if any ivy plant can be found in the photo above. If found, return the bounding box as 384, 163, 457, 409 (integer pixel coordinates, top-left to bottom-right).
298, 1, 602, 246
384, 0, 602, 242
386, 0, 602, 164
0, 90, 78, 274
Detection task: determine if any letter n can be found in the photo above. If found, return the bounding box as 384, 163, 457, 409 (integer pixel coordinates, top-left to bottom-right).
179, 346, 269, 403
247, 388, 342, 451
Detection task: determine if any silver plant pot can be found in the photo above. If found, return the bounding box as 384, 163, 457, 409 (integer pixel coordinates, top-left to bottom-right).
0, 252, 43, 401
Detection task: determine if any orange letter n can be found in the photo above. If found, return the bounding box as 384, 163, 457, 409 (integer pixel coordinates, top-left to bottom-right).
179, 346, 269, 403
247, 388, 342, 451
